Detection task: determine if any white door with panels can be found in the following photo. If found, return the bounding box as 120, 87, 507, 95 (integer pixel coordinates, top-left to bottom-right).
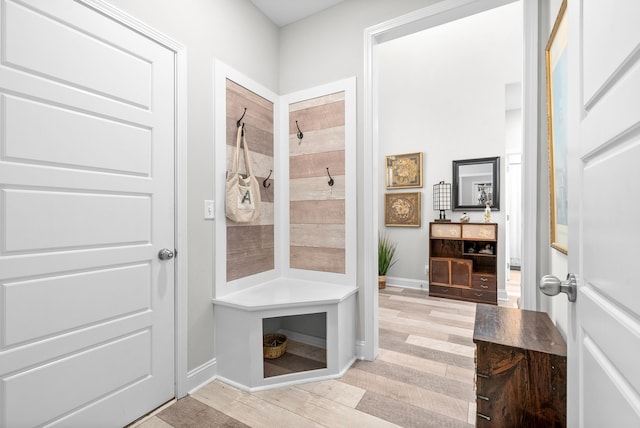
0, 1, 176, 426
542, 1, 640, 426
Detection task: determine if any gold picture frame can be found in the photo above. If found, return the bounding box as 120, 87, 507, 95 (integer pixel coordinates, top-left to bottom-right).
385, 152, 423, 189
545, 0, 568, 254
384, 192, 421, 227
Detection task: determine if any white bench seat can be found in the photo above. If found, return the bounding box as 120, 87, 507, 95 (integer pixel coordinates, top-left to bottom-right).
214, 278, 357, 311
212, 278, 358, 391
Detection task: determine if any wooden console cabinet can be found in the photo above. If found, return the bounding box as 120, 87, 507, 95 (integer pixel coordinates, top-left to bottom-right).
473, 304, 567, 427
428, 222, 497, 304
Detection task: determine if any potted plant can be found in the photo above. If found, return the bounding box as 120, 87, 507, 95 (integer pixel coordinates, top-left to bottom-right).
378, 233, 398, 289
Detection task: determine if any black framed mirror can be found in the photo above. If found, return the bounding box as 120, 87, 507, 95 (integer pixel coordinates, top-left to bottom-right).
452, 156, 500, 211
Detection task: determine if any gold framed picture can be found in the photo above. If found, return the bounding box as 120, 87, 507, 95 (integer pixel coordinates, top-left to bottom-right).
385, 152, 423, 189
384, 192, 421, 227
545, 0, 568, 254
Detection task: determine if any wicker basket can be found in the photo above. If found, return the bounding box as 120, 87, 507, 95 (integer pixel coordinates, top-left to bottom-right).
263, 333, 287, 359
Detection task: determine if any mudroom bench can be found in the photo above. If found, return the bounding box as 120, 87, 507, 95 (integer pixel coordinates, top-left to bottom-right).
212, 278, 358, 391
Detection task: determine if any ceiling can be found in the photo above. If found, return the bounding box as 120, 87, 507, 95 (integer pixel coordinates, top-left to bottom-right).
249, 0, 346, 27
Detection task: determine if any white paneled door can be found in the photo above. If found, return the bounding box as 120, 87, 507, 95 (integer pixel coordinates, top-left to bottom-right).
568, 0, 640, 426
0, 1, 176, 426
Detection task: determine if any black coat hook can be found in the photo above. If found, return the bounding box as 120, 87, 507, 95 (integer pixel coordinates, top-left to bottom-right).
236, 108, 247, 128
296, 120, 304, 144
326, 167, 334, 187
263, 170, 272, 188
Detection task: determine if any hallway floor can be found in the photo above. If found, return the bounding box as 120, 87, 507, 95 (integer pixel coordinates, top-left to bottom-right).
133, 286, 519, 427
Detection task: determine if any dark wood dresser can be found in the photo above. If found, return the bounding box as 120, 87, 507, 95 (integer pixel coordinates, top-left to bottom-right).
428, 222, 498, 304
473, 304, 567, 427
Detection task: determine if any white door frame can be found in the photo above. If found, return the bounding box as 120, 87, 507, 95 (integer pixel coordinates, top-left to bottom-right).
362, 0, 538, 359
80, 0, 189, 398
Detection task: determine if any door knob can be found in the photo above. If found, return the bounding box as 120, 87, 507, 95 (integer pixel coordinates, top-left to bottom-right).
539, 273, 577, 302
158, 248, 175, 260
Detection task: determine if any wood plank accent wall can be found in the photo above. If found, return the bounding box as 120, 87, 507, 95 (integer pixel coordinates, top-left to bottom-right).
226, 79, 274, 281
289, 92, 346, 274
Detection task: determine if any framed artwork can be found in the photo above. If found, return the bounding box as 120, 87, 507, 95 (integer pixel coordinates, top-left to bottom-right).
385, 152, 423, 189
545, 0, 568, 254
384, 192, 421, 227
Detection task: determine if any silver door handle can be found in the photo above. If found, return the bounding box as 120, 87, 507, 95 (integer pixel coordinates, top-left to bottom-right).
158, 248, 174, 260
539, 273, 577, 302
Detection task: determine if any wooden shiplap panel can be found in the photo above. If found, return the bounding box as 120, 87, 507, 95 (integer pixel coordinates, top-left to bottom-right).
289, 92, 345, 112
290, 246, 345, 274
290, 224, 345, 249
226, 80, 274, 281
289, 150, 345, 179
290, 200, 345, 225
289, 126, 345, 156
227, 225, 274, 282
289, 91, 346, 274
226, 225, 274, 254
289, 176, 345, 201
225, 117, 273, 158
227, 247, 275, 282
226, 80, 273, 157
289, 100, 345, 134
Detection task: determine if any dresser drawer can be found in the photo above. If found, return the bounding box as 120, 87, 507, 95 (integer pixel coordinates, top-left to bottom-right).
472, 273, 497, 290
430, 223, 461, 238
462, 288, 496, 303
429, 285, 462, 298
473, 306, 567, 427
475, 390, 495, 426
462, 223, 496, 240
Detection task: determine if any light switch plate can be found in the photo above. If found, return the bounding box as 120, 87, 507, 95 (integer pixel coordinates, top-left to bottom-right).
204, 200, 215, 220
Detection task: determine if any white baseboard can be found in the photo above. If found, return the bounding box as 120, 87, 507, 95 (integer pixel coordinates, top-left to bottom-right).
217, 355, 358, 393
355, 340, 366, 360
389, 276, 511, 303
216, 375, 251, 392
250, 364, 356, 393
278, 329, 326, 349
186, 358, 217, 394
338, 356, 358, 376
355, 340, 378, 361
385, 276, 428, 290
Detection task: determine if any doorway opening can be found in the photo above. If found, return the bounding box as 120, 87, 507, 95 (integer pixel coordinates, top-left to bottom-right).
376, 1, 523, 302
363, 0, 539, 359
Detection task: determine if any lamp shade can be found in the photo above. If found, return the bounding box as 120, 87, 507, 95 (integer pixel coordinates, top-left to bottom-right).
433, 181, 451, 211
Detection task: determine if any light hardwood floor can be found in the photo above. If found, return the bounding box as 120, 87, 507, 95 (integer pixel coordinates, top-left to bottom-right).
133, 284, 520, 428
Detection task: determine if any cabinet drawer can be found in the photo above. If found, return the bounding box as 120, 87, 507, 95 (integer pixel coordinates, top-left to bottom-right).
462, 223, 496, 240
430, 223, 461, 238
475, 392, 494, 426
475, 341, 523, 375
472, 273, 497, 290
429, 285, 462, 298
462, 288, 496, 303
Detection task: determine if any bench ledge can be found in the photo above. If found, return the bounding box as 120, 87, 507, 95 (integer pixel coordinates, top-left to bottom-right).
212, 278, 358, 311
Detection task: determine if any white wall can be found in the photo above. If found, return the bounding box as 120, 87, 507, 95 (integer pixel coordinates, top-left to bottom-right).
105, 0, 279, 371
377, 2, 523, 294
279, 0, 443, 94
506, 109, 523, 154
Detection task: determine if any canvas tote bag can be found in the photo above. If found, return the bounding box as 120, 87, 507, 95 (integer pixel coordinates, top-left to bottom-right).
225, 125, 261, 222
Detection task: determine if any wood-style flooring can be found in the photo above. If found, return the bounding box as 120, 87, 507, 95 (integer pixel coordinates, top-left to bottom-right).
133, 283, 519, 428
